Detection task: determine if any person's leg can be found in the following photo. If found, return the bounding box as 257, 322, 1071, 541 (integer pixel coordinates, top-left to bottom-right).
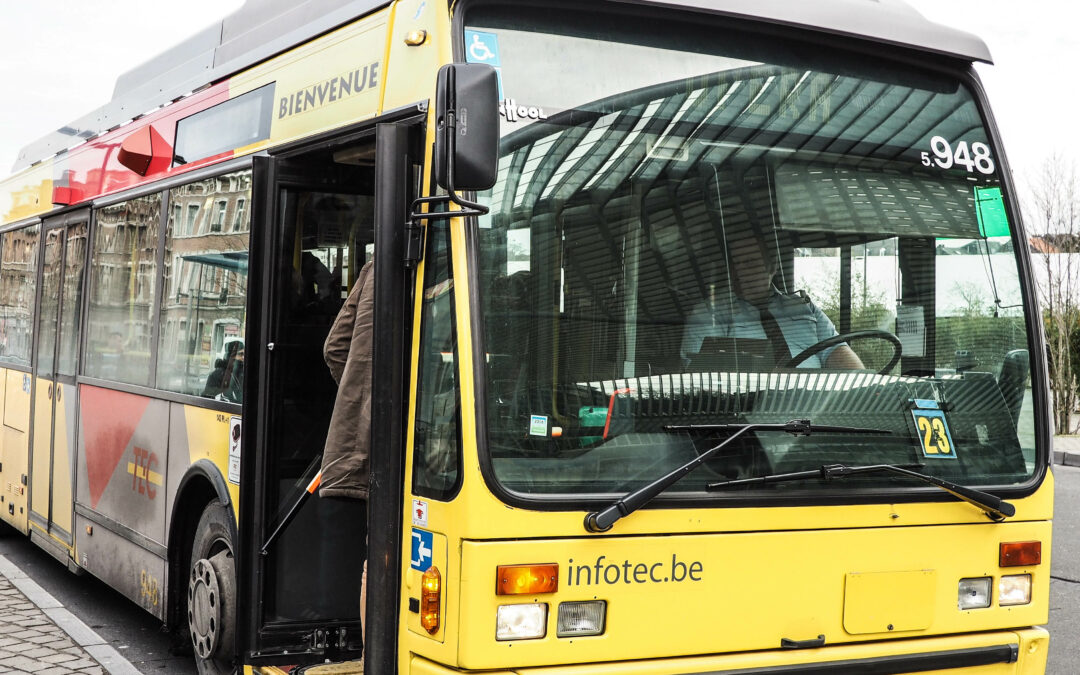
360, 557, 367, 644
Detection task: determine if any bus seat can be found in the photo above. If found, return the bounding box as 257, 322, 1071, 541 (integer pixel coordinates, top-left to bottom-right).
998, 349, 1030, 431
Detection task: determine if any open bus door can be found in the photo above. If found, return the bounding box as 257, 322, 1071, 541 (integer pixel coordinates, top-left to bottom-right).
238, 119, 419, 672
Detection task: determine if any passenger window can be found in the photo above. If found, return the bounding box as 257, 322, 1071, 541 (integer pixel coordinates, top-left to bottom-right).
56, 223, 88, 377
412, 221, 461, 499
85, 195, 161, 385
157, 170, 252, 401
35, 229, 63, 378
0, 224, 41, 366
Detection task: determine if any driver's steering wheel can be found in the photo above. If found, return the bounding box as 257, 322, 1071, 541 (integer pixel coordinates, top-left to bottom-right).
780, 329, 902, 374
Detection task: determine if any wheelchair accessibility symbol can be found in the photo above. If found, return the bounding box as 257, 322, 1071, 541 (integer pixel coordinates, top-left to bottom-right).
411, 528, 434, 571
465, 30, 500, 65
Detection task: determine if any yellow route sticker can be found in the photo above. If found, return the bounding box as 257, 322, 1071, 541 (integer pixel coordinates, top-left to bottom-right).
911, 409, 957, 459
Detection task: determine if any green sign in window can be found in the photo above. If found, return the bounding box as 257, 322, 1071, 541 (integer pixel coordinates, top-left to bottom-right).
975, 185, 1010, 237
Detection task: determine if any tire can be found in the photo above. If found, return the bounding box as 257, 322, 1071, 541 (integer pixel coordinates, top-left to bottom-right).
187, 501, 237, 675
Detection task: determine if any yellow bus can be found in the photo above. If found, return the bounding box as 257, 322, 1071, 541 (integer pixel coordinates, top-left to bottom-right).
0, 1, 1050, 674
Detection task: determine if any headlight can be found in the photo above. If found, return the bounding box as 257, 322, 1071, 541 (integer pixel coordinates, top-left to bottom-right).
557, 600, 606, 637
496, 603, 547, 640
999, 574, 1032, 606
958, 577, 992, 610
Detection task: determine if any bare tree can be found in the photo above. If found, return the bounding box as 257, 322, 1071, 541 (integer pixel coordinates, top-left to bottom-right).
1027, 154, 1080, 433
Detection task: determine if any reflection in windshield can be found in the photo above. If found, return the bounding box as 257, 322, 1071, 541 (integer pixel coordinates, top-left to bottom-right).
470, 9, 1036, 499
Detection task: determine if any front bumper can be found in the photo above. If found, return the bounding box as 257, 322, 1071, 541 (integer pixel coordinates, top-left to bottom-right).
409, 628, 1049, 675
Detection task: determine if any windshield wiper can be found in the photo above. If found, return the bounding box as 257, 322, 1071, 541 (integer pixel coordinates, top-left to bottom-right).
582, 418, 889, 533
707, 463, 1015, 521
666, 420, 890, 435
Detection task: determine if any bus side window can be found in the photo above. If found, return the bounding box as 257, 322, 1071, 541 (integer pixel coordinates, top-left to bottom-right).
412, 221, 461, 500
155, 170, 252, 400
85, 195, 161, 386
0, 224, 40, 367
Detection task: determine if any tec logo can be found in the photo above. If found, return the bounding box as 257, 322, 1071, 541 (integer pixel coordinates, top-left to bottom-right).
129, 447, 161, 499
411, 528, 433, 572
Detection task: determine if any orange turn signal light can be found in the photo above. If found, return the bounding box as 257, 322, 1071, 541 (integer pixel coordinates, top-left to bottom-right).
1000, 541, 1041, 567
496, 564, 558, 595
421, 566, 441, 634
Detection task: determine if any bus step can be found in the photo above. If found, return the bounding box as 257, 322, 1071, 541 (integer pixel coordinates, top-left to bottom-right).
295, 661, 364, 674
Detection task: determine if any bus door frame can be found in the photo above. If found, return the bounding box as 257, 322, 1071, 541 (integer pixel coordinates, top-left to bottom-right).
239, 109, 424, 672
28, 207, 89, 562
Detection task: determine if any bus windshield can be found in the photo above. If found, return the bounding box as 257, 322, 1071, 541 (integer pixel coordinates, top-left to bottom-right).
467, 5, 1038, 502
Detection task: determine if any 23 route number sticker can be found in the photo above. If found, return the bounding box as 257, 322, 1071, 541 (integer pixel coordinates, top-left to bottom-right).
911, 408, 957, 460
920, 136, 995, 175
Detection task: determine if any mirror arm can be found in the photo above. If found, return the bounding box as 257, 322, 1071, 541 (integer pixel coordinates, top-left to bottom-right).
406, 107, 492, 266
442, 109, 490, 215
411, 109, 491, 222
407, 62, 497, 266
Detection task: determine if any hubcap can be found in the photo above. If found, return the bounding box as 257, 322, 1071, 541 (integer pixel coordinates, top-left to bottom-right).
188, 558, 221, 659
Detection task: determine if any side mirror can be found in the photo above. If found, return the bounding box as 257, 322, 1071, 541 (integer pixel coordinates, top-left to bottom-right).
434, 63, 499, 192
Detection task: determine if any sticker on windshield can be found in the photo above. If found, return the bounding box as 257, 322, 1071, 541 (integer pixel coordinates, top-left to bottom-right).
464, 30, 501, 65
911, 408, 957, 460
974, 185, 1010, 237
464, 30, 504, 98
920, 136, 995, 175
530, 415, 549, 437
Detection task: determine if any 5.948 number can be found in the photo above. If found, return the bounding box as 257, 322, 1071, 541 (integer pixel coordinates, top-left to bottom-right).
920, 135, 995, 175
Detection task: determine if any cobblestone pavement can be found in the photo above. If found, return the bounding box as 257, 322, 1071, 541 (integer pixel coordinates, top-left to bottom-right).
0, 574, 103, 674
0, 555, 140, 675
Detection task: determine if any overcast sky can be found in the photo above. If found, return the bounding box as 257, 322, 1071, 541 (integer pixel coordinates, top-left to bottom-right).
0, 0, 244, 173
907, 0, 1080, 185
0, 1, 1076, 185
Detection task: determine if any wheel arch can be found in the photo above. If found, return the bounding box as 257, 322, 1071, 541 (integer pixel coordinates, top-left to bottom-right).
166, 459, 236, 631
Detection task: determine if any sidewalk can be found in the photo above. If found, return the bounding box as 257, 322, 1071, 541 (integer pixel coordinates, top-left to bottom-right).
0, 555, 140, 675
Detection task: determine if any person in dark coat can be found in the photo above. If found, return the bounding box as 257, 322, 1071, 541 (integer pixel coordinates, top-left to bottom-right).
320, 259, 375, 497
319, 258, 375, 641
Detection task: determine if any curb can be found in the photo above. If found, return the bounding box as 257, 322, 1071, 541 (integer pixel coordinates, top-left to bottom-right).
1053, 435, 1080, 468
1054, 450, 1080, 467
0, 554, 142, 675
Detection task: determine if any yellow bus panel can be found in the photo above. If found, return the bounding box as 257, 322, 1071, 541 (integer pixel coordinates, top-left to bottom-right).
453, 521, 1050, 669
229, 10, 390, 154
0, 370, 30, 533
0, 160, 52, 224
408, 629, 1048, 675
50, 382, 76, 536
182, 404, 240, 510
4, 370, 30, 432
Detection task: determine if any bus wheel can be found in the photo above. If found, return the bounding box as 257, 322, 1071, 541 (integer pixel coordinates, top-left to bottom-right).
188, 502, 237, 675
